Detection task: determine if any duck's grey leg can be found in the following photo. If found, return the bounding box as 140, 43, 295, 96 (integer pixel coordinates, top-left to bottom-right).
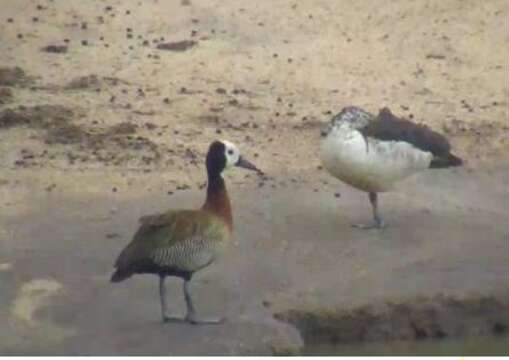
160, 275, 183, 323
183, 279, 224, 325
159, 275, 169, 322
369, 192, 385, 228
352, 192, 385, 229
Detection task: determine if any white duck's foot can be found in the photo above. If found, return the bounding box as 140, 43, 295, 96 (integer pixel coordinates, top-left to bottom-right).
352, 218, 385, 230
352, 192, 386, 229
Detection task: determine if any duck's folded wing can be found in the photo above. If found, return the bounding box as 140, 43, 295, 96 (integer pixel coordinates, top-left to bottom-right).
113, 210, 226, 271
359, 108, 462, 167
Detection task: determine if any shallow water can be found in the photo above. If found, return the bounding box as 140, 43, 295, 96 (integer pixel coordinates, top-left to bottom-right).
303, 336, 509, 356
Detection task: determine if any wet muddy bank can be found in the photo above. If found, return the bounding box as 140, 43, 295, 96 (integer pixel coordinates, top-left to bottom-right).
275, 294, 509, 354
1, 169, 509, 354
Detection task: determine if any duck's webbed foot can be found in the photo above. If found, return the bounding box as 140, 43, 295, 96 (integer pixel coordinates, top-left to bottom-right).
183, 279, 225, 326
185, 314, 225, 325
352, 192, 386, 230
351, 218, 385, 230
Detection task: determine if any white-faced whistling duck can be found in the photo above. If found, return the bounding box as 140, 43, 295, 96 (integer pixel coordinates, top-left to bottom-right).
111, 140, 262, 324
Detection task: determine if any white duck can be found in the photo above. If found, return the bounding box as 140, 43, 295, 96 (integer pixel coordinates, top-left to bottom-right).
320, 106, 462, 229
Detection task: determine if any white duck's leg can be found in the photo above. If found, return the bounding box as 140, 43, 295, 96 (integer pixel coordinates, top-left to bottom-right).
183, 279, 224, 325
352, 192, 386, 229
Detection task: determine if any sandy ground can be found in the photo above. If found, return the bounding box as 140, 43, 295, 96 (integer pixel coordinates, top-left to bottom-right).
0, 0, 509, 355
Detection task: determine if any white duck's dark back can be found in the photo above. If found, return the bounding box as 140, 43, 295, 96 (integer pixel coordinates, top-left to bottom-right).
320, 107, 433, 192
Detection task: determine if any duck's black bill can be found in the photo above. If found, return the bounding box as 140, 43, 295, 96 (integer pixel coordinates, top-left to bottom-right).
236, 156, 262, 174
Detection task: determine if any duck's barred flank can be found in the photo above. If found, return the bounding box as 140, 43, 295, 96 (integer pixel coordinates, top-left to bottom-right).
111, 209, 230, 282
150, 236, 216, 270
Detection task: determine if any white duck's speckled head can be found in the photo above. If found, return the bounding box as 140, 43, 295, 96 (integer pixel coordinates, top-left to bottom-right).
321, 106, 374, 137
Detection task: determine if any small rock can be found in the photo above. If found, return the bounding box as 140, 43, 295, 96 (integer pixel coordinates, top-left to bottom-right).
0, 262, 12, 271
156, 40, 197, 52
0, 88, 13, 104
176, 184, 190, 191
65, 74, 100, 90
0, 66, 31, 86
41, 45, 68, 53
426, 53, 446, 60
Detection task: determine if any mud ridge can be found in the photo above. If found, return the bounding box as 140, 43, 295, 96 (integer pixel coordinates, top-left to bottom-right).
274, 295, 509, 348
0, 105, 160, 167
0, 88, 14, 105
64, 75, 130, 90
0, 105, 73, 130
0, 67, 34, 87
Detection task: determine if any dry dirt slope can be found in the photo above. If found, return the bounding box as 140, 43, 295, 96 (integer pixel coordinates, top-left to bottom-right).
0, 0, 508, 191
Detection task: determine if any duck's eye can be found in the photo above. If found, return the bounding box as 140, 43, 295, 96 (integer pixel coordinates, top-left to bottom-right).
227, 149, 234, 155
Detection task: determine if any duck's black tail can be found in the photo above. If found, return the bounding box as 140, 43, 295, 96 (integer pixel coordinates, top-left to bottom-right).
430, 153, 463, 168
110, 268, 132, 283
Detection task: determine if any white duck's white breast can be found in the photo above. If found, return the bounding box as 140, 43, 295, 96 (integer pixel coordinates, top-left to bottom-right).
320, 126, 433, 192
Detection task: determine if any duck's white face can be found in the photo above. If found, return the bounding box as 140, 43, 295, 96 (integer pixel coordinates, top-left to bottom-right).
221, 140, 240, 169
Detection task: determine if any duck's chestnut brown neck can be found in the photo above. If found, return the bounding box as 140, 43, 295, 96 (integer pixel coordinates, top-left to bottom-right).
202, 171, 233, 232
